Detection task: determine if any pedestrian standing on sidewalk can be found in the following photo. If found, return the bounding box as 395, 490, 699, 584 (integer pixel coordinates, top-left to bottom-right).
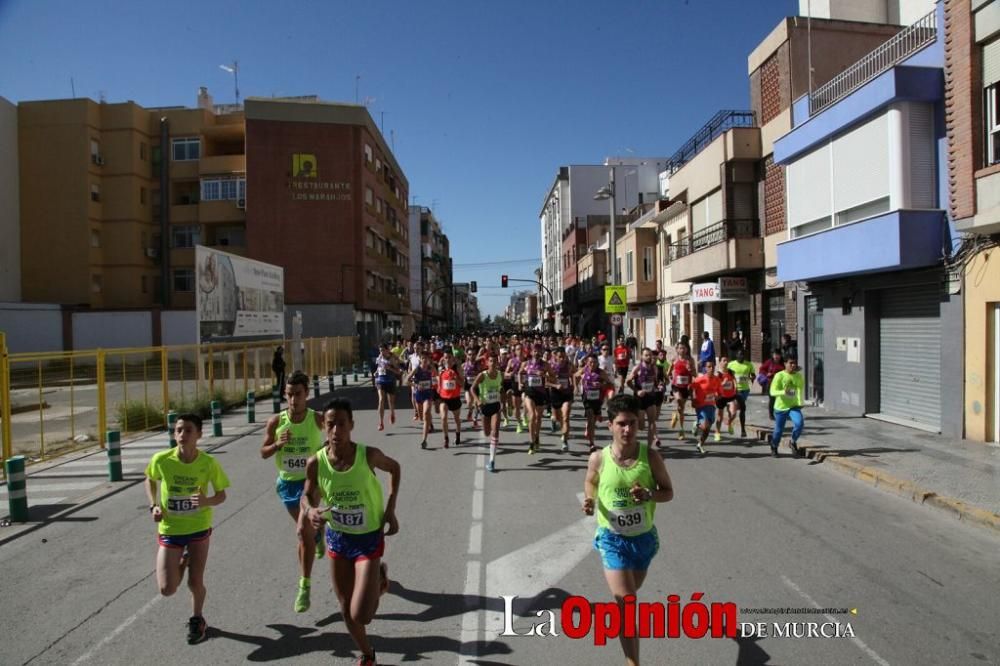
758, 349, 785, 420
769, 356, 805, 458
272, 346, 286, 401
582, 394, 674, 666
698, 331, 715, 373
145, 413, 230, 645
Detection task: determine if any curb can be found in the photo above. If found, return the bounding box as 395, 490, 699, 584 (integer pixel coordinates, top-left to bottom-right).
747, 425, 1000, 535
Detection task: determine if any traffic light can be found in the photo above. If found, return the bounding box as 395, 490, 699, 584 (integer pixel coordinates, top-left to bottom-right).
501, 275, 508, 288
470, 281, 477, 293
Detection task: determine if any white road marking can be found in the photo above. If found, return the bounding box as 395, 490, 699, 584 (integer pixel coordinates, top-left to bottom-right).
70, 594, 161, 665
468, 522, 482, 556
782, 575, 890, 666
458, 458, 487, 665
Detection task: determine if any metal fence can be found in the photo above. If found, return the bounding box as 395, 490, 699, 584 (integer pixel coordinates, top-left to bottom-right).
0, 334, 358, 466
809, 8, 937, 117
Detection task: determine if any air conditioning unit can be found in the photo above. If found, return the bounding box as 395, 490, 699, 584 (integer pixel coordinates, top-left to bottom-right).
236, 198, 246, 209
94, 155, 105, 166
145, 247, 158, 259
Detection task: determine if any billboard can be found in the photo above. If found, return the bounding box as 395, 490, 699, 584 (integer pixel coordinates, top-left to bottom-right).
196, 245, 285, 343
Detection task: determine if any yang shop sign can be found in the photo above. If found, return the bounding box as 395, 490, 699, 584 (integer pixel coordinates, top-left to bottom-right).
691, 277, 747, 303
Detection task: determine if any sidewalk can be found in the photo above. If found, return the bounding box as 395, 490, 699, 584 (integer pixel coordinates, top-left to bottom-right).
738, 393, 1000, 533
0, 373, 373, 536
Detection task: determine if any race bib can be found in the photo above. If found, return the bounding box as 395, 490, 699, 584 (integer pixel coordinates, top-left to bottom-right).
785, 387, 797, 397
328, 507, 367, 531
442, 380, 457, 391
281, 455, 308, 473
559, 378, 570, 389
607, 507, 647, 536
705, 393, 717, 402
641, 382, 654, 392
675, 376, 690, 385
483, 390, 499, 404
418, 380, 431, 390
722, 380, 735, 391
166, 495, 198, 514
585, 390, 601, 401
526, 375, 542, 387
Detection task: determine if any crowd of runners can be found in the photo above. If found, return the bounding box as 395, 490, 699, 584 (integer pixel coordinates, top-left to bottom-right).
142, 330, 804, 666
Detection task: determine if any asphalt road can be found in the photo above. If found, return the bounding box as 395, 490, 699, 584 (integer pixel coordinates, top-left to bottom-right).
2, 388, 998, 665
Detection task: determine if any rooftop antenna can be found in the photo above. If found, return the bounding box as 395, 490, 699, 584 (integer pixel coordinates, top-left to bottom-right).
219, 60, 240, 105
70, 77, 76, 98
355, 75, 360, 104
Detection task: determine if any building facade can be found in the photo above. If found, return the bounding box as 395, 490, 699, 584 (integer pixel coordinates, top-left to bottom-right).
415, 207, 452, 334
773, 1, 961, 435
0, 96, 19, 303
944, 0, 1000, 442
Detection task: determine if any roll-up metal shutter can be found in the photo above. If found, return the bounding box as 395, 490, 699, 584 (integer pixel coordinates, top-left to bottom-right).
832, 111, 889, 213
786, 142, 831, 230
908, 103, 936, 209
878, 284, 941, 430
984, 38, 1000, 88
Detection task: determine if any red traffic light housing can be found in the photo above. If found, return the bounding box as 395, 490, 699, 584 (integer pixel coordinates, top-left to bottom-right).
470, 281, 477, 293
501, 275, 508, 288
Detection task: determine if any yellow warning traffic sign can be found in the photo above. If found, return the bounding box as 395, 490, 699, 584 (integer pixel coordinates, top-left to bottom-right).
604, 285, 627, 314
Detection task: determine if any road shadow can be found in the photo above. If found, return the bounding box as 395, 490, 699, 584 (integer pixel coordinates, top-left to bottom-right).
734, 635, 772, 665
210, 624, 513, 663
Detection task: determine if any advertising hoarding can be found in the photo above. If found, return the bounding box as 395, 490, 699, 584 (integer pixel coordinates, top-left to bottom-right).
196, 245, 285, 343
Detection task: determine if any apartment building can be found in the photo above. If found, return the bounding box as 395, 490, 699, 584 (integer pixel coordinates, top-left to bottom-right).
771, 1, 959, 434
944, 0, 1000, 442
414, 207, 452, 334
15, 91, 411, 348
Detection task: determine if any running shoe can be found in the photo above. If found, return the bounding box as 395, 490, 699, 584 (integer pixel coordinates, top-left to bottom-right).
443, 437, 450, 449
420, 440, 427, 450
502, 417, 510, 428
390, 413, 395, 425
315, 537, 326, 559
728, 423, 734, 435
516, 423, 523, 434
714, 432, 722, 442
528, 441, 537, 455
358, 650, 377, 666
790, 440, 801, 457
187, 615, 207, 645
521, 417, 528, 428
676, 431, 685, 441
740, 430, 748, 439
696, 441, 705, 456
456, 431, 461, 446
561, 437, 569, 453
378, 422, 385, 431
771, 446, 779, 458
294, 580, 311, 612
654, 437, 662, 449
486, 459, 496, 473
550, 420, 557, 433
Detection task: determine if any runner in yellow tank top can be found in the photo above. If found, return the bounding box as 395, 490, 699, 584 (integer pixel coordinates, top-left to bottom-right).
583, 394, 674, 666
260, 371, 326, 612
304, 397, 401, 666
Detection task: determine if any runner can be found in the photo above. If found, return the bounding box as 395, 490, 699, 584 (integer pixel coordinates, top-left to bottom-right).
582, 394, 674, 666
372, 344, 403, 432
260, 371, 327, 612
406, 352, 436, 449
651, 348, 669, 448
504, 344, 527, 434
613, 339, 630, 393
627, 348, 660, 449
471, 354, 504, 472
463, 351, 480, 427
690, 358, 722, 456
769, 356, 805, 458
668, 342, 695, 440
407, 341, 424, 423
519, 344, 556, 454
303, 398, 400, 666
438, 349, 466, 448
549, 347, 575, 452
575, 353, 613, 452
714, 357, 739, 442
727, 349, 755, 439
145, 413, 230, 645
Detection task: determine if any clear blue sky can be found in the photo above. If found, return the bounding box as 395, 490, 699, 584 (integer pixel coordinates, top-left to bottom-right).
0, 0, 797, 317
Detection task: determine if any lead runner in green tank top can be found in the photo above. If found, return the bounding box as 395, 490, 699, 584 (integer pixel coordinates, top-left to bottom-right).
582, 393, 675, 666
471, 354, 504, 472
304, 397, 401, 666
260, 371, 326, 613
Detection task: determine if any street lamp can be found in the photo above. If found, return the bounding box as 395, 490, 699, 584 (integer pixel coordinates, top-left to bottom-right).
594, 168, 618, 354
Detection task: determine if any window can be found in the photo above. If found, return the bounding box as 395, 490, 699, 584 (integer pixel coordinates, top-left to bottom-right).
91, 274, 102, 293
171, 137, 200, 161
90, 230, 100, 248
643, 246, 654, 282
791, 217, 833, 239
140, 187, 147, 205
663, 233, 672, 265
171, 225, 200, 248
376, 198, 383, 214
216, 227, 245, 247
375, 158, 382, 175
200, 177, 245, 201
626, 250, 634, 283
173, 268, 195, 292
365, 187, 374, 206
616, 257, 622, 284
365, 144, 373, 163
90, 139, 100, 162
986, 84, 1000, 166
366, 230, 375, 248
90, 184, 100, 202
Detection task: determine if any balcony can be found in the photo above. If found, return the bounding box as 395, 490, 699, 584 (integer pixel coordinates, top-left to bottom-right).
667, 219, 763, 282
199, 154, 246, 175
665, 110, 757, 176
809, 9, 937, 117
198, 199, 245, 223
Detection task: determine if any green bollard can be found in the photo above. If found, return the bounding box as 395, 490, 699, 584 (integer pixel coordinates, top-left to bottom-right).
167, 411, 178, 448
272, 385, 281, 414
341, 367, 347, 387
313, 374, 320, 399
107, 430, 123, 482
353, 364, 359, 382
247, 391, 255, 424
5, 456, 28, 522
328, 370, 335, 393
211, 400, 223, 437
